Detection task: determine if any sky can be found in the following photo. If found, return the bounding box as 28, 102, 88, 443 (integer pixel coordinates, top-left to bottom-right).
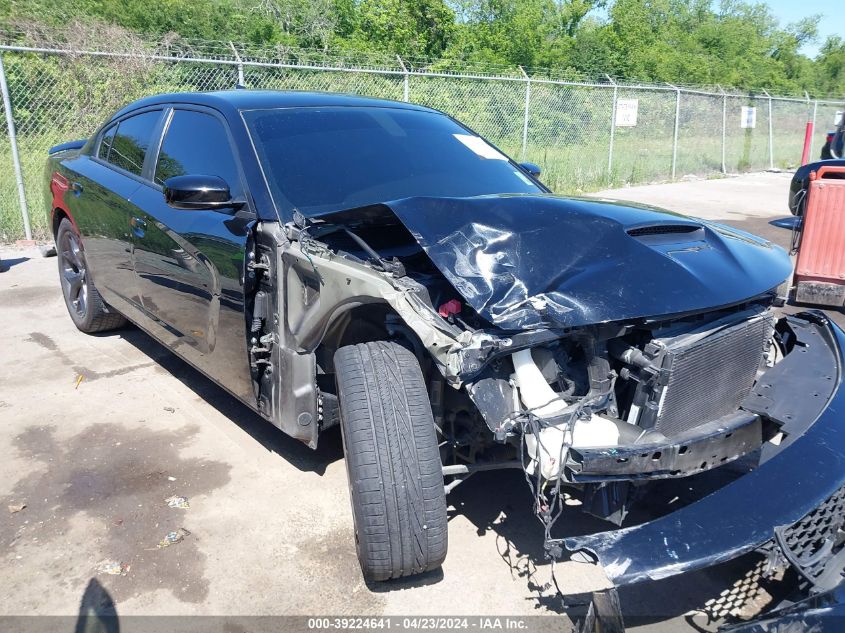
766, 0, 841, 58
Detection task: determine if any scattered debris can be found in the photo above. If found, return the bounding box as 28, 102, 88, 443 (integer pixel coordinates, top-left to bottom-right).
164, 406, 175, 413
8, 503, 26, 513
95, 560, 130, 576
112, 518, 124, 527
156, 527, 191, 549
39, 244, 57, 258
165, 495, 189, 509
74, 375, 84, 389
167, 476, 177, 482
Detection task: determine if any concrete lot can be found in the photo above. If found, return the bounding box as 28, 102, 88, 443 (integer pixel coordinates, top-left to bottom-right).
0, 171, 834, 630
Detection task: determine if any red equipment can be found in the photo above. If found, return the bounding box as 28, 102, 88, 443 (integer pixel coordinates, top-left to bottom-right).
794, 165, 845, 306
800, 120, 814, 166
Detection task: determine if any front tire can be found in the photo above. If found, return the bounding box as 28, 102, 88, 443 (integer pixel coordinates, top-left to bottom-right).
334, 341, 448, 581
56, 218, 126, 333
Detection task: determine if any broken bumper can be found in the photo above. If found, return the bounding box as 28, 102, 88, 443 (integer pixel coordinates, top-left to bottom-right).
563, 313, 845, 587
568, 411, 762, 482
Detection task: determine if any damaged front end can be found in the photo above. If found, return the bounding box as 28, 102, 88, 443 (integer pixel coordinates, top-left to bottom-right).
562, 311, 845, 586
574, 312, 845, 631
276, 191, 843, 599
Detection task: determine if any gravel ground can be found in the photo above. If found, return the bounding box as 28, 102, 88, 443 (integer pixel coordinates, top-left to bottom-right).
0, 170, 837, 631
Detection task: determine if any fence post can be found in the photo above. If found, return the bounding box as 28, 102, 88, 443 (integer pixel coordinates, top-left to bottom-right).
397, 55, 409, 103
606, 74, 617, 179
669, 84, 681, 180
810, 99, 818, 159
718, 85, 727, 174
763, 89, 774, 169
228, 42, 245, 87
0, 52, 31, 242
519, 66, 530, 161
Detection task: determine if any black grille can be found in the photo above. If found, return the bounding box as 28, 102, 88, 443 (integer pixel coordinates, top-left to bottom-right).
775, 485, 845, 591
627, 224, 701, 237
655, 313, 773, 437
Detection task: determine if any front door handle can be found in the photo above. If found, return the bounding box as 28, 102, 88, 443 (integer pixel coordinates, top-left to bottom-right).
130, 216, 147, 238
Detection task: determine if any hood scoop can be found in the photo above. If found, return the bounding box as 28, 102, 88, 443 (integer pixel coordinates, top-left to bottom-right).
626, 223, 704, 240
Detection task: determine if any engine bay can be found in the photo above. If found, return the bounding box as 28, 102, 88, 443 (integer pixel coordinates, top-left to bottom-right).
428, 300, 794, 528
506, 304, 778, 482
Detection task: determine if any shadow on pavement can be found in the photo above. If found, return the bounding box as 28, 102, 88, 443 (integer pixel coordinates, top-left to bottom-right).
0, 256, 30, 272
75, 578, 119, 633
115, 325, 344, 475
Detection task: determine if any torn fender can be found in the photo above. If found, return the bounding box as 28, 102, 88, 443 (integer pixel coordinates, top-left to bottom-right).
563, 316, 845, 586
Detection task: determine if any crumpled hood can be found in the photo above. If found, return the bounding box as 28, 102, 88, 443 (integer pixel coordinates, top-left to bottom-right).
319, 194, 792, 330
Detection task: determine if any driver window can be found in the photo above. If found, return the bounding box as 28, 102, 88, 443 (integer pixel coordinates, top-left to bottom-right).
155, 110, 240, 192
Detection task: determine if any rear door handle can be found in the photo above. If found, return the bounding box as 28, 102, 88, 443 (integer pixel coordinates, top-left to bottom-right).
130, 216, 147, 238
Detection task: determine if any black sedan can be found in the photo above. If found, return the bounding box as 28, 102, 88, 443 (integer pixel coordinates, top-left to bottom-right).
46, 91, 845, 589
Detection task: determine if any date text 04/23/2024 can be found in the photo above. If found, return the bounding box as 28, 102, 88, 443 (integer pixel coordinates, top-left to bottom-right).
307, 617, 533, 630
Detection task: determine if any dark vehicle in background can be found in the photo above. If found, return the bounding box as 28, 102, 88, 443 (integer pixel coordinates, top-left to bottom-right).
45, 91, 845, 590
788, 158, 845, 216
820, 109, 844, 159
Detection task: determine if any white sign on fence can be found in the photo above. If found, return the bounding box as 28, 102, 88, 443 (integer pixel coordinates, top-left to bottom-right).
740, 106, 757, 129
615, 99, 639, 127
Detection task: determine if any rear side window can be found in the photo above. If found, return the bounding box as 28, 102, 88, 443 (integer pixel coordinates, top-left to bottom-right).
98, 125, 116, 160
154, 110, 239, 190
107, 111, 161, 176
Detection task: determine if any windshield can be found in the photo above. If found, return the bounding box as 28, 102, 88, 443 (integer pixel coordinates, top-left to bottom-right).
242, 106, 543, 217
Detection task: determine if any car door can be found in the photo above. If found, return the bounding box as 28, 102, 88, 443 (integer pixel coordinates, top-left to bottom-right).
68, 109, 164, 316
129, 106, 254, 401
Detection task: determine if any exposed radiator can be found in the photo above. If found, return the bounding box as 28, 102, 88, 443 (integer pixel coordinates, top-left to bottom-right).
651, 308, 774, 437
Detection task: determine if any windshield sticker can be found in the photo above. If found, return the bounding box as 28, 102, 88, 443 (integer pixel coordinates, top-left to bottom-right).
453, 134, 508, 160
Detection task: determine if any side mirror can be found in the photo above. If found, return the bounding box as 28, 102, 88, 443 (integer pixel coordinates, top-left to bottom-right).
519, 162, 542, 178
163, 175, 243, 210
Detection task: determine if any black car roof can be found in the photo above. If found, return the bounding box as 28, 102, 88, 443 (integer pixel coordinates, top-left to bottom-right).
112, 90, 436, 120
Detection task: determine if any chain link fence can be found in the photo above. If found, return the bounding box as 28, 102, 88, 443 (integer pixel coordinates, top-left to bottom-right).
0, 43, 841, 242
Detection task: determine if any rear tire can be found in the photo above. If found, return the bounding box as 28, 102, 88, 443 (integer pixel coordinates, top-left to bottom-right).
56, 218, 126, 333
334, 341, 448, 581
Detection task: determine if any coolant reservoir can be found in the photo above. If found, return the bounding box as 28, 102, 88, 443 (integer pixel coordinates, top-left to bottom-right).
571, 415, 621, 447
524, 414, 621, 480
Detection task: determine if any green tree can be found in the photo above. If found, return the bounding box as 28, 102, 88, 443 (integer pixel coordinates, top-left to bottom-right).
0, 0, 840, 97
347, 0, 456, 58
816, 36, 845, 97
